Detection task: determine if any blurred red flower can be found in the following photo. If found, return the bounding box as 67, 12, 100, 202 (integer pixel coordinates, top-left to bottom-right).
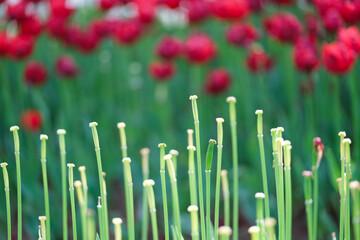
47, 16, 68, 39
20, 15, 43, 37
156, 36, 183, 60
99, 0, 119, 11
24, 61, 48, 86
20, 110, 43, 132
226, 23, 258, 48
113, 19, 143, 45
184, 34, 216, 64
135, 0, 156, 24
56, 55, 78, 78
322, 42, 356, 74
293, 38, 319, 73
313, 0, 341, 16
184, 0, 211, 24
78, 29, 100, 53
337, 26, 360, 54
272, 0, 293, 5
0, 32, 9, 56
246, 47, 273, 73
50, 0, 73, 19
90, 19, 113, 39
149, 61, 175, 81
340, 0, 360, 24
8, 35, 34, 60
265, 13, 303, 43
305, 14, 320, 40
6, 1, 28, 22
211, 0, 249, 20
63, 25, 82, 47
205, 68, 231, 94
158, 0, 181, 8
322, 9, 343, 33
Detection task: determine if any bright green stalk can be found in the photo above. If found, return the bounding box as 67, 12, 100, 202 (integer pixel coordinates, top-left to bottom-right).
189, 95, 206, 240
255, 193, 265, 240
344, 138, 352, 240
227, 97, 239, 239
187, 145, 198, 206
112, 218, 123, 240
57, 129, 68, 240
265, 218, 276, 240
218, 226, 232, 240
141, 148, 150, 240
74, 181, 86, 240
350, 181, 360, 240
271, 128, 280, 237
303, 171, 313, 240
164, 154, 182, 234
89, 122, 108, 240
158, 143, 170, 240
255, 110, 270, 220
188, 206, 199, 240
1, 162, 11, 240
122, 158, 135, 240
10, 126, 22, 240
248, 226, 259, 240
283, 142, 292, 240
221, 170, 230, 227
312, 137, 323, 240
102, 172, 109, 240
68, 164, 77, 240
79, 166, 88, 239
87, 210, 96, 240
214, 118, 224, 240
339, 131, 346, 240
170, 150, 179, 175
117, 122, 132, 240
40, 134, 51, 240
205, 139, 216, 239
143, 180, 159, 240
39, 216, 47, 240
187, 129, 194, 147
276, 136, 285, 240
97, 197, 105, 240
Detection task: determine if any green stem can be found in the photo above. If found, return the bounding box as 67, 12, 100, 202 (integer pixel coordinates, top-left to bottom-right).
312, 168, 318, 240
40, 135, 51, 240
190, 96, 206, 240
188, 146, 198, 206
68, 164, 77, 240
339, 132, 346, 240
276, 139, 285, 240
113, 219, 123, 240
97, 198, 105, 240
1, 163, 11, 240
221, 171, 230, 227
285, 168, 292, 240
141, 149, 150, 240
351, 185, 360, 240
227, 97, 239, 238
214, 118, 224, 240
87, 210, 96, 240
79, 167, 88, 240
144, 180, 159, 240
303, 172, 313, 240
159, 143, 169, 240
188, 206, 199, 240
206, 171, 211, 240
255, 193, 265, 240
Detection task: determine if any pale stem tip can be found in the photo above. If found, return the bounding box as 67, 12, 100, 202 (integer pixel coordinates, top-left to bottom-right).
40, 134, 48, 140
78, 166, 86, 171
112, 218, 123, 225
349, 181, 360, 190
255, 109, 263, 115
57, 129, 66, 135
270, 128, 277, 134
219, 226, 233, 236
276, 137, 283, 144
302, 170, 313, 177
158, 143, 167, 148
338, 131, 346, 137
209, 139, 217, 144
117, 122, 126, 128
187, 205, 199, 212
226, 96, 236, 103
187, 146, 196, 151
39, 216, 47, 221
140, 148, 150, 155
255, 192, 265, 199
248, 226, 260, 234
102, 172, 106, 177
164, 154, 172, 161
122, 157, 131, 163
187, 129, 194, 134
67, 163, 75, 168
10, 126, 19, 131
143, 179, 155, 187
221, 170, 227, 176
0, 162, 8, 167
343, 138, 352, 144
282, 140, 291, 147
189, 95, 198, 100
170, 149, 179, 156
216, 117, 225, 123
74, 181, 82, 187
277, 127, 284, 132
264, 218, 277, 227
89, 122, 98, 127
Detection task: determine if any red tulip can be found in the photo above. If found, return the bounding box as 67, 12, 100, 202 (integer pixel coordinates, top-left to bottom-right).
20, 15, 43, 36
135, 0, 156, 24
8, 35, 34, 60
293, 38, 319, 73
322, 41, 356, 74
50, 0, 73, 19
6, 1, 28, 22
20, 110, 43, 132
56, 55, 78, 78
265, 13, 303, 43
313, 0, 341, 16
184, 34, 216, 64
99, 0, 118, 11
340, 0, 360, 24
184, 0, 211, 24
113, 19, 142, 45
226, 23, 258, 48
246, 0, 265, 12
322, 9, 343, 33
149, 61, 175, 81
305, 14, 320, 40
156, 36, 183, 60
63, 24, 82, 47
24, 61, 48, 86
77, 29, 100, 53
211, 0, 249, 21
0, 32, 9, 56
338, 26, 360, 54
246, 47, 273, 73
47, 16, 68, 39
90, 19, 113, 39
205, 68, 231, 94
158, 0, 181, 9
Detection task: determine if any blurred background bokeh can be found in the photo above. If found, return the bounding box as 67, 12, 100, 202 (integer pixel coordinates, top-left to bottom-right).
0, 0, 360, 239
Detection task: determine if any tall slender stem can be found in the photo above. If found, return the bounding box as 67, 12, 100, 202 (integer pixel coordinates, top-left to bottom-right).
87, 210, 96, 240
339, 132, 346, 240
74, 181, 86, 240
10, 126, 22, 240
97, 197, 105, 239
158, 143, 169, 240
113, 218, 123, 240
276, 137, 285, 240
122, 158, 135, 240
227, 97, 240, 238
144, 180, 159, 240
205, 139, 216, 239
303, 171, 313, 240
265, 218, 276, 240
39, 216, 47, 240
40, 135, 51, 240
188, 206, 199, 240
68, 164, 77, 240
344, 139, 352, 240
57, 129, 68, 240
255, 193, 265, 240
141, 148, 150, 240
214, 118, 224, 240
1, 162, 11, 240
221, 170, 230, 227
189, 95, 206, 240
283, 142, 292, 240
188, 145, 198, 206
79, 166, 88, 240
349, 181, 360, 240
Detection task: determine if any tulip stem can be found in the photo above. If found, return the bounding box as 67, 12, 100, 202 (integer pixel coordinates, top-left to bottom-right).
303, 172, 313, 240
40, 135, 51, 240
205, 140, 216, 240
158, 143, 169, 240
1, 163, 11, 240
68, 164, 77, 240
